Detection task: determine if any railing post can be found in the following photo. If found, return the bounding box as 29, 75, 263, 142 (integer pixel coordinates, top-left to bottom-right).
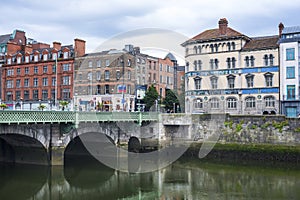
138, 111, 142, 126
74, 111, 79, 128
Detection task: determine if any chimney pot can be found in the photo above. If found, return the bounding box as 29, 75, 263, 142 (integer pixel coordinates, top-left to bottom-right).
219, 18, 228, 35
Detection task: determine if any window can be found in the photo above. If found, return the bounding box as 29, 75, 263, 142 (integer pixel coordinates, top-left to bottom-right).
128, 59, 131, 66
43, 65, 48, 73
62, 76, 70, 85
17, 68, 21, 75
6, 80, 13, 88
51, 89, 55, 99
160, 64, 163, 71
287, 85, 295, 100
245, 56, 250, 67
7, 58, 11, 65
43, 54, 48, 61
52, 77, 56, 86
265, 96, 275, 107
63, 64, 70, 71
194, 61, 197, 71
160, 75, 163, 83
116, 70, 120, 80
17, 57, 21, 64
264, 73, 273, 87
52, 53, 57, 60
194, 98, 203, 109
105, 85, 110, 94
245, 97, 256, 108
7, 69, 14, 76
194, 46, 198, 54
16, 91, 21, 101
227, 97, 237, 109
96, 71, 101, 80
286, 66, 295, 79
43, 77, 48, 86
227, 58, 231, 68
52, 65, 56, 73
97, 60, 101, 67
34, 66, 38, 74
25, 67, 29, 74
33, 78, 38, 87
87, 72, 92, 80
210, 76, 218, 89
250, 56, 255, 67
16, 79, 21, 88
6, 92, 13, 101
25, 56, 29, 63
24, 78, 29, 87
33, 90, 39, 100
197, 60, 202, 70
96, 85, 101, 94
128, 71, 131, 80
264, 55, 269, 66
269, 54, 274, 66
88, 61, 93, 68
194, 77, 201, 90
227, 75, 235, 88
232, 57, 236, 68
105, 70, 110, 80
210, 59, 218, 70
105, 59, 110, 67
63, 51, 68, 59
128, 85, 131, 94
34, 54, 39, 62
210, 98, 219, 109
286, 48, 295, 60
62, 89, 70, 99
24, 90, 29, 100
42, 90, 48, 100
231, 42, 236, 50
227, 42, 231, 51
246, 74, 254, 88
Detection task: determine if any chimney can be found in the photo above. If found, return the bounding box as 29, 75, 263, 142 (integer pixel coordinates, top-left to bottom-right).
53, 42, 61, 50
219, 18, 228, 35
279, 22, 284, 38
74, 38, 86, 57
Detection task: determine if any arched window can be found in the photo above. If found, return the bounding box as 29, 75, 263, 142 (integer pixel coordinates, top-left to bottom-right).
245, 56, 250, 67
194, 60, 197, 71
210, 97, 220, 109
264, 96, 275, 107
264, 72, 273, 87
232, 57, 236, 68
250, 56, 255, 67
269, 54, 274, 66
197, 60, 202, 71
245, 97, 256, 108
227, 75, 235, 88
227, 42, 231, 51
264, 54, 268, 66
194, 98, 203, 109
194, 46, 198, 54
210, 76, 218, 89
227, 97, 237, 109
198, 46, 202, 54
231, 42, 236, 50
194, 76, 201, 90
210, 44, 214, 53
214, 44, 218, 52
226, 57, 231, 68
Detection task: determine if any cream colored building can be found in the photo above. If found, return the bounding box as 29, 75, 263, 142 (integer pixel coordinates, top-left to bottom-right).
182, 18, 279, 115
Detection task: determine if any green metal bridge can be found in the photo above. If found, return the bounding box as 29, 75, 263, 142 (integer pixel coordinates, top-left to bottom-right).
0, 111, 159, 126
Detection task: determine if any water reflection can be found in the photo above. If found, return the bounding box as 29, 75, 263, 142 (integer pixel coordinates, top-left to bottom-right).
0, 158, 299, 200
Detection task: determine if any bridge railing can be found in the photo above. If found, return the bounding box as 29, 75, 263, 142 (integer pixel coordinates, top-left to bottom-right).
0, 110, 159, 124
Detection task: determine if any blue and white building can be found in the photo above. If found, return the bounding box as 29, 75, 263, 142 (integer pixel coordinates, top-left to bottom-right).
279, 24, 300, 117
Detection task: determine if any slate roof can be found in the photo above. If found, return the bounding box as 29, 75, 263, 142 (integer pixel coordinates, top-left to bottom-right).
282, 26, 300, 34
165, 52, 177, 61
0, 34, 11, 44
242, 36, 279, 51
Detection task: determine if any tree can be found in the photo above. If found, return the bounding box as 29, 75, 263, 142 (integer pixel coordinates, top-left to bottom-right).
143, 85, 159, 111
163, 89, 179, 112
0, 103, 8, 110
60, 101, 69, 111
38, 104, 46, 111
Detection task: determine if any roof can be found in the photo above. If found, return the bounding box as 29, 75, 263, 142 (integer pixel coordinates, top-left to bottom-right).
165, 52, 177, 61
0, 34, 11, 44
282, 26, 300, 34
242, 36, 279, 51
184, 27, 250, 45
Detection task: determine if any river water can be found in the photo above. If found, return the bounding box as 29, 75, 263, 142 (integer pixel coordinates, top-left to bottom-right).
0, 157, 299, 200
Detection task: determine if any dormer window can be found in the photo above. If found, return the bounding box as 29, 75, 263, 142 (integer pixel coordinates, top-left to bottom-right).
7, 58, 11, 65
34, 54, 39, 62
17, 57, 21, 64
53, 53, 57, 60
63, 51, 68, 59
25, 56, 29, 63
43, 54, 48, 61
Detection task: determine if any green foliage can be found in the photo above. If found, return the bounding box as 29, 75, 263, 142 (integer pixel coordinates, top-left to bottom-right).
163, 89, 179, 112
250, 124, 257, 130
0, 103, 8, 110
261, 122, 271, 129
272, 120, 289, 133
224, 120, 233, 129
235, 120, 244, 133
60, 100, 69, 111
143, 85, 159, 111
294, 127, 300, 132
38, 104, 47, 111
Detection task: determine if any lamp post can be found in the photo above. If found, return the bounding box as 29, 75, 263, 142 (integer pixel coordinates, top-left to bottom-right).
121, 55, 125, 112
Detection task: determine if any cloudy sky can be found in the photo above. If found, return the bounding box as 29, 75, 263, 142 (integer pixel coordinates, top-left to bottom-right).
1, 0, 300, 56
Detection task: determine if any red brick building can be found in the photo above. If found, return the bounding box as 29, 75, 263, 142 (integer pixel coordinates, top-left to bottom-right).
1, 38, 85, 110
